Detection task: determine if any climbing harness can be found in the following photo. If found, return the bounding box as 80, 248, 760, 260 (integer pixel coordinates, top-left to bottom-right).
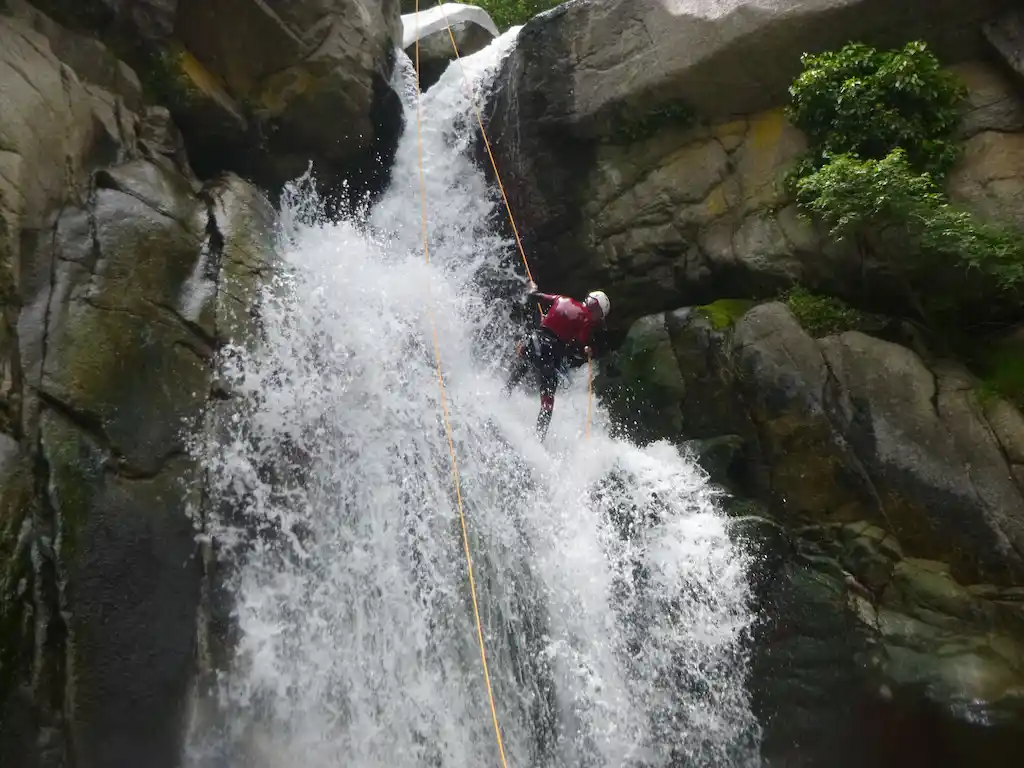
413, 5, 510, 767
432, 3, 596, 441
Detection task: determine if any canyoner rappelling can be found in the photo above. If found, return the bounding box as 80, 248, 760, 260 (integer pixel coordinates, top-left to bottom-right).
503, 283, 610, 441
414, 2, 610, 445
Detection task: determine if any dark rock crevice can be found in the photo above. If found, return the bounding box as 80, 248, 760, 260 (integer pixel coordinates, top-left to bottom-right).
93, 169, 195, 230
19, 412, 70, 768
146, 297, 218, 352
34, 391, 186, 482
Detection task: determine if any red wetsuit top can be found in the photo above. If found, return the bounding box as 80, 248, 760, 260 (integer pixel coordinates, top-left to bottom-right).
534, 293, 596, 348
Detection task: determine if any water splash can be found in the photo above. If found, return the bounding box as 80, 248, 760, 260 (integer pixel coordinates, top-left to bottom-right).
185, 26, 762, 768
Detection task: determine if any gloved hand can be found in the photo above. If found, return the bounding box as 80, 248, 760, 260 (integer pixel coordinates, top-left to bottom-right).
526, 280, 538, 294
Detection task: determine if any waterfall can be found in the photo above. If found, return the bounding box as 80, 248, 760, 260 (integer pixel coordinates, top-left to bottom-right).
185, 26, 762, 768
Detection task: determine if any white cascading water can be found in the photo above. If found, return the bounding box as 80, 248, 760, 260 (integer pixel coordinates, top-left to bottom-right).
185, 25, 762, 768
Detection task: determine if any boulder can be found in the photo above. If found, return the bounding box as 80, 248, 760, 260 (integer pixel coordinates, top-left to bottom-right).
494, 0, 1017, 136
749, 517, 1024, 768
173, 0, 403, 193
1, 11, 142, 440
596, 301, 765, 482
948, 131, 1024, 230
819, 335, 1024, 582
29, 0, 179, 43
598, 312, 687, 442
603, 302, 1024, 583
749, 555, 882, 767
984, 9, 1024, 85
952, 61, 1024, 138
4, 0, 144, 110
20, 161, 275, 767
731, 303, 870, 521
0, 14, 133, 255
26, 0, 405, 199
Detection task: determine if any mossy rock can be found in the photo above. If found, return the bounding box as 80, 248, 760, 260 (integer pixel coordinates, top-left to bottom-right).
665, 307, 760, 445
694, 298, 757, 330
40, 410, 204, 765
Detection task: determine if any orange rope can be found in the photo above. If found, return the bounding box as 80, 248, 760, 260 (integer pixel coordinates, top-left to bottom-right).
413, 5, 510, 766
586, 357, 593, 440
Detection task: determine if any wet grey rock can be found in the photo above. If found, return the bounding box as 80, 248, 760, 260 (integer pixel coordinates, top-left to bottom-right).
0, 7, 280, 764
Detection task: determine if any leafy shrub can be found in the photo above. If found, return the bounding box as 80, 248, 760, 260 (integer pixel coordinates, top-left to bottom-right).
787, 41, 1024, 293
787, 41, 966, 179
794, 150, 1024, 291
463, 0, 564, 29
138, 45, 200, 110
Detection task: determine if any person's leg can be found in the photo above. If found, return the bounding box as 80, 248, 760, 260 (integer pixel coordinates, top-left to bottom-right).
536, 366, 557, 441
503, 338, 531, 395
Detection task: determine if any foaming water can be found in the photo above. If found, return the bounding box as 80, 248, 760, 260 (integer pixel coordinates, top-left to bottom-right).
185, 26, 761, 768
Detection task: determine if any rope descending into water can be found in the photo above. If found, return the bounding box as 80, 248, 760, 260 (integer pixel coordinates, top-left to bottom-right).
433, 4, 595, 441
413, 5, 511, 767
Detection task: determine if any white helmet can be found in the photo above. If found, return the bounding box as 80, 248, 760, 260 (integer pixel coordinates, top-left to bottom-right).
586, 290, 610, 317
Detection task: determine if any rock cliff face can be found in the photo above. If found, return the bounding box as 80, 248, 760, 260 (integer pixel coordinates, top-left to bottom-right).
482, 1, 1024, 764
607, 303, 1024, 582
601, 301, 1024, 765
482, 0, 1022, 327
26, 0, 404, 203
0, 6, 278, 766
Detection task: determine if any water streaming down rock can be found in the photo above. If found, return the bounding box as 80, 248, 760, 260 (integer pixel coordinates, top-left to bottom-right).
185, 27, 762, 768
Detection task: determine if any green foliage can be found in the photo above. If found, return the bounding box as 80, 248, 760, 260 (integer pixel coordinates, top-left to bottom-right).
462, 0, 564, 29
787, 40, 1024, 294
795, 149, 1024, 290
787, 41, 966, 180
783, 285, 866, 337
138, 44, 200, 110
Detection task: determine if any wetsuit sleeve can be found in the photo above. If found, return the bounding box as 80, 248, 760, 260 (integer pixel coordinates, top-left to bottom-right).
586, 324, 610, 357
528, 291, 558, 308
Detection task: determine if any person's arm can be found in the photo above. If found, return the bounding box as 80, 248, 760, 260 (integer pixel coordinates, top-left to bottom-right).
583, 322, 609, 359
525, 280, 557, 309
